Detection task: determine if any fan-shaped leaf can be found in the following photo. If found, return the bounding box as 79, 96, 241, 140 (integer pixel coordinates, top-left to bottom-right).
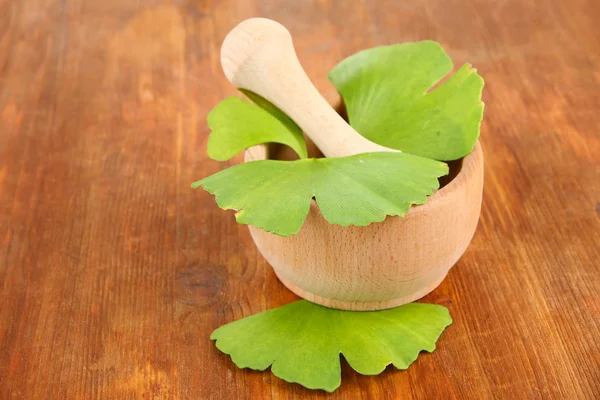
212, 300, 452, 392
193, 152, 448, 236
207, 93, 307, 161
328, 41, 484, 161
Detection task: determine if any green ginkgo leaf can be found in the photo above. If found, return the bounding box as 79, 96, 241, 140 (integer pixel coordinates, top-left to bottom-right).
211, 300, 452, 392
207, 92, 307, 161
193, 152, 448, 236
328, 41, 484, 161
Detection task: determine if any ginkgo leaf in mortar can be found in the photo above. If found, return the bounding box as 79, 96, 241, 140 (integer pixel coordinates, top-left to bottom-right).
328, 41, 484, 161
193, 152, 448, 236
211, 300, 452, 392
207, 92, 307, 161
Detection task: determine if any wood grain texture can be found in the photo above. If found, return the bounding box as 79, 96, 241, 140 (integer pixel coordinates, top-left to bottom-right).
0, 0, 598, 399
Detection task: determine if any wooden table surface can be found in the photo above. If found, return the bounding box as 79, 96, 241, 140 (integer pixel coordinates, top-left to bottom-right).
1, 0, 599, 399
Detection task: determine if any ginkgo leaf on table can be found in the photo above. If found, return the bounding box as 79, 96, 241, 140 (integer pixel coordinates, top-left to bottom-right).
211, 300, 452, 392
207, 91, 307, 161
328, 41, 484, 161
193, 152, 448, 236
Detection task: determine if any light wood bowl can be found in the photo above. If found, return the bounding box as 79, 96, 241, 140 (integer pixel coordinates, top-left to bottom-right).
245, 141, 484, 311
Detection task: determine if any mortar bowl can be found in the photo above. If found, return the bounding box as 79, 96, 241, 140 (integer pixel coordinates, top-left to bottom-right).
245, 140, 484, 311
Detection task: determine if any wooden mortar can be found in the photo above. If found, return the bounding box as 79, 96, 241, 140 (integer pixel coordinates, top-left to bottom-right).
223, 18, 484, 310
245, 141, 483, 311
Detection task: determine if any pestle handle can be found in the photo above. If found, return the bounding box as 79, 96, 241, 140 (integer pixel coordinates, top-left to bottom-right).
220, 18, 396, 158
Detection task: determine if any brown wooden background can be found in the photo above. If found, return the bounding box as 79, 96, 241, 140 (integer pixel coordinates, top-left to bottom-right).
1, 0, 599, 399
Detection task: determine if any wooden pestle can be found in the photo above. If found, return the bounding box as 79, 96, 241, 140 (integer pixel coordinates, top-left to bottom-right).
220, 18, 397, 158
